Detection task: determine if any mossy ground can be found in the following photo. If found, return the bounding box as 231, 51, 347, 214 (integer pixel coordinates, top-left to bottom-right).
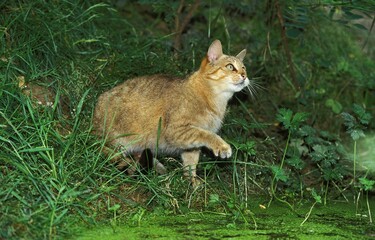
74, 196, 375, 240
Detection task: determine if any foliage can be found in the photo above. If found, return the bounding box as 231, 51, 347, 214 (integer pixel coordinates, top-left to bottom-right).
359, 177, 375, 191
341, 104, 372, 141
276, 108, 309, 134
272, 108, 350, 200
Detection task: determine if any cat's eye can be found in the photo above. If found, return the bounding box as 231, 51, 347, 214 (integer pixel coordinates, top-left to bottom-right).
226, 64, 235, 71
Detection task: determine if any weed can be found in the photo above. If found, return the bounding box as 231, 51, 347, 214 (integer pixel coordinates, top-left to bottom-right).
341, 104, 372, 183
269, 108, 309, 209
300, 188, 322, 226
359, 177, 374, 223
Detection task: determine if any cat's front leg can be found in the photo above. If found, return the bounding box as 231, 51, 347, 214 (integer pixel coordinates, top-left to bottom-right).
210, 137, 232, 159
167, 125, 232, 159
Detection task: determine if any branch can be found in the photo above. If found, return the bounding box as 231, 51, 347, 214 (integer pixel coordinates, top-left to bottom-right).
274, 0, 300, 92
173, 0, 200, 56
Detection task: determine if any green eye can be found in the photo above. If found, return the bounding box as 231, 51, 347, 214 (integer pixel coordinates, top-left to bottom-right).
226, 64, 234, 71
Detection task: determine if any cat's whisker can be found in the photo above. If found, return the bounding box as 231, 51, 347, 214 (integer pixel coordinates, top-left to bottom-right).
250, 78, 265, 90
246, 78, 264, 99
246, 85, 257, 99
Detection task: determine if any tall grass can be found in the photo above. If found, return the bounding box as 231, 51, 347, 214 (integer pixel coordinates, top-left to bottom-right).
0, 1, 198, 238
0, 1, 118, 239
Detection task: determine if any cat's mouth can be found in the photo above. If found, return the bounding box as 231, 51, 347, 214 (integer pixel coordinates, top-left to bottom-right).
234, 79, 247, 86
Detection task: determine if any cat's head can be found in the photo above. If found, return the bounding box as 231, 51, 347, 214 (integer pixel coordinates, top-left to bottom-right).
200, 40, 249, 94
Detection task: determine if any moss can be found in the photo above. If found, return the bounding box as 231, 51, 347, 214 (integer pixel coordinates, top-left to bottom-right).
74, 196, 375, 240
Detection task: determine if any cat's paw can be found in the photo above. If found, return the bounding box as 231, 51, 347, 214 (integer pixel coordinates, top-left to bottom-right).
212, 142, 232, 158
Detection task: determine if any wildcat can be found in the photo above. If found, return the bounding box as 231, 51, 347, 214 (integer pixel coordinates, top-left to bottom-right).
93, 39, 249, 184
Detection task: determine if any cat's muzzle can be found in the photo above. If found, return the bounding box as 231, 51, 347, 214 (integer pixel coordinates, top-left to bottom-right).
235, 77, 249, 87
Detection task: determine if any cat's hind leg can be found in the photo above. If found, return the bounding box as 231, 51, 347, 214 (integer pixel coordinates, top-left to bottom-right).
181, 150, 201, 186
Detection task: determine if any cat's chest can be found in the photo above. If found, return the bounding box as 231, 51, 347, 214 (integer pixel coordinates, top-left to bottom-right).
199, 110, 224, 133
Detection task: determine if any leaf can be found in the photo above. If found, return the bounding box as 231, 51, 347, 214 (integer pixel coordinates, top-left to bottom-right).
310, 144, 328, 162
350, 129, 365, 141
352, 104, 372, 125
236, 141, 256, 155
359, 177, 375, 191
108, 204, 120, 212
341, 112, 356, 129
312, 144, 328, 155
271, 165, 288, 182
209, 194, 220, 204
286, 156, 305, 170
319, 130, 337, 141
353, 23, 368, 31
276, 108, 293, 130
286, 27, 302, 39
311, 188, 322, 203
305, 135, 323, 146
325, 98, 342, 114
276, 108, 309, 132
299, 125, 316, 137
344, 10, 364, 20
289, 138, 308, 157
292, 112, 309, 126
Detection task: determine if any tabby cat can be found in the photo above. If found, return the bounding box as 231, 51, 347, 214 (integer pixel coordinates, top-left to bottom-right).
93, 40, 249, 184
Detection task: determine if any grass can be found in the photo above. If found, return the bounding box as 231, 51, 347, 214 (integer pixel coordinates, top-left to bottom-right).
1, 0, 375, 239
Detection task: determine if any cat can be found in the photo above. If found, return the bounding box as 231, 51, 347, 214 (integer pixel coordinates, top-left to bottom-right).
93, 39, 250, 184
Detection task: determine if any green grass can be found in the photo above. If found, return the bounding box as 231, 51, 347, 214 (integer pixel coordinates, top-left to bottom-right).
1, 0, 375, 239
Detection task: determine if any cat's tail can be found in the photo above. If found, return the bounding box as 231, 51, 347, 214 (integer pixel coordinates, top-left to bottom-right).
139, 149, 167, 175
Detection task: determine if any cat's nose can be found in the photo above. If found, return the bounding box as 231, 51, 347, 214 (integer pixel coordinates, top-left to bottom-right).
241, 73, 246, 79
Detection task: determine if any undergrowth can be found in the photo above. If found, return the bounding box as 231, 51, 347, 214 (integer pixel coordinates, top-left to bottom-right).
1, 0, 374, 239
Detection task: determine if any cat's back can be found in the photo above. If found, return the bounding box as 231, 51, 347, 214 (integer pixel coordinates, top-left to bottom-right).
93, 74, 186, 134
105, 74, 184, 99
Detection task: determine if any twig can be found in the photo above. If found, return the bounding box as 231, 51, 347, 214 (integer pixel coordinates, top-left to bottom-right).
366, 191, 373, 223
300, 201, 317, 226
362, 13, 375, 51
173, 0, 200, 55
274, 0, 300, 93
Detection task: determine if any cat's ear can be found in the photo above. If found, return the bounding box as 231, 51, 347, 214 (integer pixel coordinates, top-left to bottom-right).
207, 40, 223, 63
236, 49, 246, 62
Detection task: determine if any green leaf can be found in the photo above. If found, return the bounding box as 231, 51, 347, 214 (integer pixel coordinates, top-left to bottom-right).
319, 130, 337, 141
359, 177, 375, 191
108, 204, 120, 212
276, 108, 309, 132
325, 98, 342, 114
311, 188, 322, 203
341, 112, 356, 129
276, 108, 293, 130
209, 194, 220, 204
344, 10, 363, 20
236, 141, 257, 155
353, 23, 368, 31
271, 165, 288, 182
310, 144, 328, 162
299, 125, 317, 137
352, 104, 372, 125
286, 156, 305, 170
289, 138, 308, 157
291, 112, 309, 127
322, 165, 344, 181
350, 129, 365, 141
286, 27, 302, 39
